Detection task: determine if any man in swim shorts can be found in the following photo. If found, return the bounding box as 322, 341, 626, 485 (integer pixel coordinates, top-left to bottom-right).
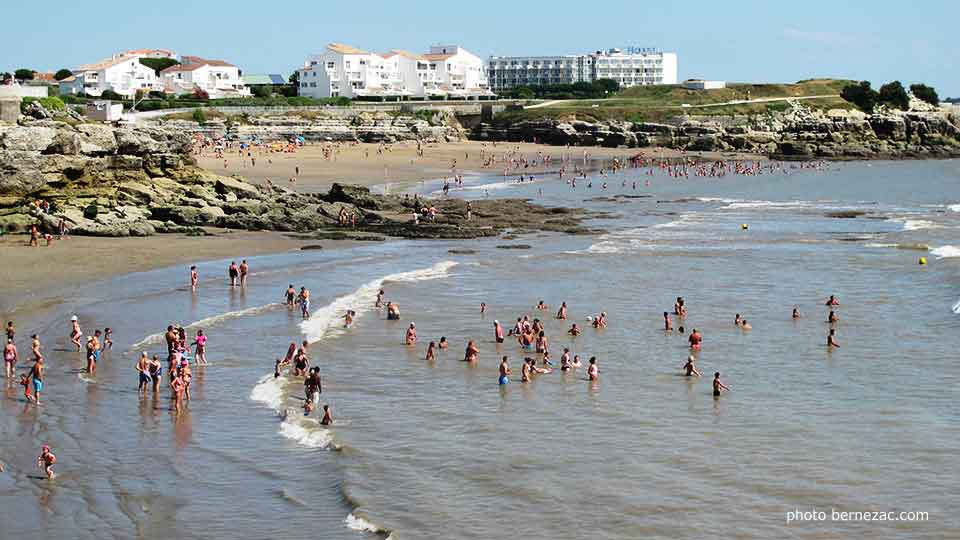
689, 329, 702, 350
239, 260, 249, 286
713, 372, 730, 397
285, 285, 296, 306
494, 320, 504, 343
29, 356, 43, 404
298, 287, 311, 319
136, 352, 150, 393
499, 356, 511, 385
228, 261, 239, 286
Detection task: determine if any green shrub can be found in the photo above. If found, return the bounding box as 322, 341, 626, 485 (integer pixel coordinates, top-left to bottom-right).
910, 83, 939, 106
21, 96, 66, 113
54, 68, 73, 81
841, 81, 879, 113
192, 108, 207, 124
100, 89, 124, 100
878, 81, 909, 110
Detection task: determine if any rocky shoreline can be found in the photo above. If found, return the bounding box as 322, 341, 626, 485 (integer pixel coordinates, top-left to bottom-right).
0, 121, 596, 238
472, 105, 960, 160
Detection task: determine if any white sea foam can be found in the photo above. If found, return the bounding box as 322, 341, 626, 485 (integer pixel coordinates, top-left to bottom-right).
890, 218, 940, 231
948, 204, 960, 213
299, 261, 458, 343
130, 302, 282, 350
865, 243, 899, 249
952, 299, 960, 314
250, 374, 288, 410
719, 200, 812, 210
930, 245, 960, 259
345, 513, 386, 533
279, 418, 334, 449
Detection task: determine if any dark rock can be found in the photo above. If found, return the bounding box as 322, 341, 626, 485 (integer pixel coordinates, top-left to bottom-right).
496, 244, 532, 249
300, 244, 324, 250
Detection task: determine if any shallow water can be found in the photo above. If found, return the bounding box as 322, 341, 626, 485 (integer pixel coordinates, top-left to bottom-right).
1, 158, 959, 539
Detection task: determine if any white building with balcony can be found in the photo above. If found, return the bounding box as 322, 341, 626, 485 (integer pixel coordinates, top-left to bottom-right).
59, 53, 162, 97
297, 43, 492, 100
160, 56, 250, 98
488, 48, 678, 91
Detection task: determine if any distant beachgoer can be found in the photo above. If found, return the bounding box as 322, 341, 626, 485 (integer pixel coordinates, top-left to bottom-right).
386, 302, 400, 320
425, 341, 436, 361
344, 310, 355, 328
663, 312, 673, 331
689, 329, 702, 350
494, 320, 504, 343
684, 356, 701, 377
190, 266, 199, 289
826, 295, 839, 306
792, 307, 801, 319
70, 316, 82, 351
556, 302, 568, 320
568, 323, 581, 336
320, 405, 333, 426
136, 352, 150, 392
464, 341, 479, 362
285, 284, 296, 306
148, 355, 162, 392
828, 310, 839, 324
375, 289, 385, 308
4, 338, 17, 379
228, 261, 239, 287
480, 302, 486, 314
5, 321, 14, 342
239, 260, 249, 286
405, 323, 418, 346
740, 319, 752, 330
827, 328, 840, 348
537, 300, 548, 311
29, 356, 44, 404
192, 329, 207, 365
712, 372, 730, 397
587, 357, 599, 381
298, 287, 311, 319
103, 328, 113, 350
734, 314, 742, 326
37, 445, 56, 479
438, 337, 449, 349
499, 356, 511, 385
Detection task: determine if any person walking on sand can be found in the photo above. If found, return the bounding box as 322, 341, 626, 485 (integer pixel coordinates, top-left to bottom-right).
37, 445, 56, 479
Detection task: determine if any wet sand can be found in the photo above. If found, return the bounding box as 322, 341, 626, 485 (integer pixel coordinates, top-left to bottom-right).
195, 140, 763, 194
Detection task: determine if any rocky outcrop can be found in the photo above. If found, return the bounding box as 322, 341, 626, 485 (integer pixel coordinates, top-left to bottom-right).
155, 110, 464, 144
0, 122, 594, 238
473, 104, 960, 159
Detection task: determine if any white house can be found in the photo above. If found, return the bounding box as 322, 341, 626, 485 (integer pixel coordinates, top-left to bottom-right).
297, 43, 492, 100
683, 79, 726, 90
161, 56, 250, 98
59, 54, 161, 97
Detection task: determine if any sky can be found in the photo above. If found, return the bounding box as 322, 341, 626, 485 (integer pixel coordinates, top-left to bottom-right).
4, 0, 958, 96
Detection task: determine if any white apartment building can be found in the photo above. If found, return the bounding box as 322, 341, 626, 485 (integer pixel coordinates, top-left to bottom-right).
488, 48, 678, 91
161, 56, 250, 98
59, 53, 161, 97
297, 43, 493, 99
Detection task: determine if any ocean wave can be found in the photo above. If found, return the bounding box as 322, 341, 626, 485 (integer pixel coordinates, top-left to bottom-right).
948, 204, 960, 213
299, 261, 458, 344
719, 200, 813, 210
250, 373, 288, 410
129, 302, 283, 350
953, 299, 960, 314
890, 218, 941, 231
930, 245, 960, 259
865, 242, 931, 251
250, 374, 337, 450
279, 418, 334, 449
345, 512, 390, 534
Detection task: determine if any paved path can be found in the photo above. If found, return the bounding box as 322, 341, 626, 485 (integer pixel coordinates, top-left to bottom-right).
524, 94, 839, 110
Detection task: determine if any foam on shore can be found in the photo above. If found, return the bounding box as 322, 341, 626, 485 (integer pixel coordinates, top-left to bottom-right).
130, 302, 282, 350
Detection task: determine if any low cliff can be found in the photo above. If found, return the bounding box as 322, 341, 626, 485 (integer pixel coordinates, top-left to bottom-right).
0, 122, 592, 238
154, 110, 464, 143
472, 105, 960, 159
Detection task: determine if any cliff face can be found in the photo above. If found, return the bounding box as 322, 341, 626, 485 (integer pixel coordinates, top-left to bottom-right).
472, 106, 960, 159
155, 110, 464, 143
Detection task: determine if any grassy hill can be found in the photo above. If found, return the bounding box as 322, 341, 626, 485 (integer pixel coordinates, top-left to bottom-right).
497, 79, 855, 123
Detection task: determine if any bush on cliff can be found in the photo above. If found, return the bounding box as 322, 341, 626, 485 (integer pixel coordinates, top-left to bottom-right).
841, 81, 879, 112
878, 81, 909, 110
21, 96, 66, 113
910, 84, 939, 106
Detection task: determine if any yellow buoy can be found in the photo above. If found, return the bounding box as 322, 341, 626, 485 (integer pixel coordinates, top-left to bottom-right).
919, 257, 927, 265
741, 224, 749, 230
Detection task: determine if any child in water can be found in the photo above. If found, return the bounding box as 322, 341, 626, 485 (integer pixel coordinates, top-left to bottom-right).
320, 405, 333, 426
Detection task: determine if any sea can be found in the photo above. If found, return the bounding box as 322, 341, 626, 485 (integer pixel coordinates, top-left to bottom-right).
0, 157, 958, 540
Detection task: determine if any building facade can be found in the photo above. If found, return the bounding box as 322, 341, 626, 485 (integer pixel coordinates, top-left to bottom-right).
59, 54, 161, 97
161, 56, 250, 98
297, 43, 493, 99
488, 48, 678, 91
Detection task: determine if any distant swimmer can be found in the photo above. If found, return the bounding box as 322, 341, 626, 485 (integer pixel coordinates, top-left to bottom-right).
712, 372, 730, 397
320, 404, 333, 426
828, 310, 839, 324
663, 312, 673, 331
285, 284, 296, 306
494, 320, 504, 343
463, 340, 479, 362
344, 310, 356, 328
190, 266, 199, 289
587, 357, 599, 381
438, 336, 449, 350
734, 313, 742, 326
592, 312, 607, 329
689, 329, 702, 350
571, 355, 582, 368
827, 328, 840, 348
499, 356, 512, 385
537, 300, 548, 311
568, 323, 581, 336
386, 302, 401, 321
405, 323, 418, 345
425, 341, 436, 361
792, 307, 801, 319
375, 289, 385, 308
480, 302, 486, 314
684, 356, 701, 377
740, 319, 752, 331
825, 295, 840, 306
556, 302, 568, 320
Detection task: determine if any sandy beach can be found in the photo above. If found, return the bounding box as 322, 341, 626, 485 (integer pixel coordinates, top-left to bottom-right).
195, 140, 763, 193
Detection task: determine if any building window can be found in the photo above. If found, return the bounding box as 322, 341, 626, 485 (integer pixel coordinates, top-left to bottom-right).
327, 62, 335, 69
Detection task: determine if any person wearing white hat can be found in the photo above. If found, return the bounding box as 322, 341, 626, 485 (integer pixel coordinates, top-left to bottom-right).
405, 323, 417, 346
69, 316, 83, 351
493, 320, 504, 343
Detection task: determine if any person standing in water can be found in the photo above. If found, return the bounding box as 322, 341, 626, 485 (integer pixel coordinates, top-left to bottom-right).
285, 285, 297, 307
320, 405, 333, 426
37, 445, 56, 479
587, 357, 599, 381
69, 316, 82, 351
499, 356, 512, 385
228, 261, 239, 287
689, 329, 702, 350
464, 341, 479, 362
663, 312, 673, 331
239, 260, 249, 286
713, 372, 730, 397
825, 295, 840, 306
827, 328, 840, 348
190, 266, 199, 289
792, 307, 801, 319
405, 323, 418, 346
683, 356, 701, 377
494, 320, 504, 343
556, 302, 568, 320
4, 338, 17, 379
192, 329, 208, 366
298, 287, 311, 319
29, 356, 44, 404
136, 352, 150, 393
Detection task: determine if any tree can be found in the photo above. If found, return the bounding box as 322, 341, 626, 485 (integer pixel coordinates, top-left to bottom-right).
251, 85, 273, 98
910, 83, 939, 106
14, 68, 35, 80
288, 71, 300, 86
192, 108, 207, 124
139, 58, 180, 76
192, 88, 210, 100
840, 80, 879, 113
54, 69, 73, 81
100, 89, 124, 100
513, 86, 536, 99
878, 81, 909, 110
593, 78, 620, 95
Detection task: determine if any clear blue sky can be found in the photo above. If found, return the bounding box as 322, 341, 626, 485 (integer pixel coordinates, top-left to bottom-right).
6, 0, 958, 96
